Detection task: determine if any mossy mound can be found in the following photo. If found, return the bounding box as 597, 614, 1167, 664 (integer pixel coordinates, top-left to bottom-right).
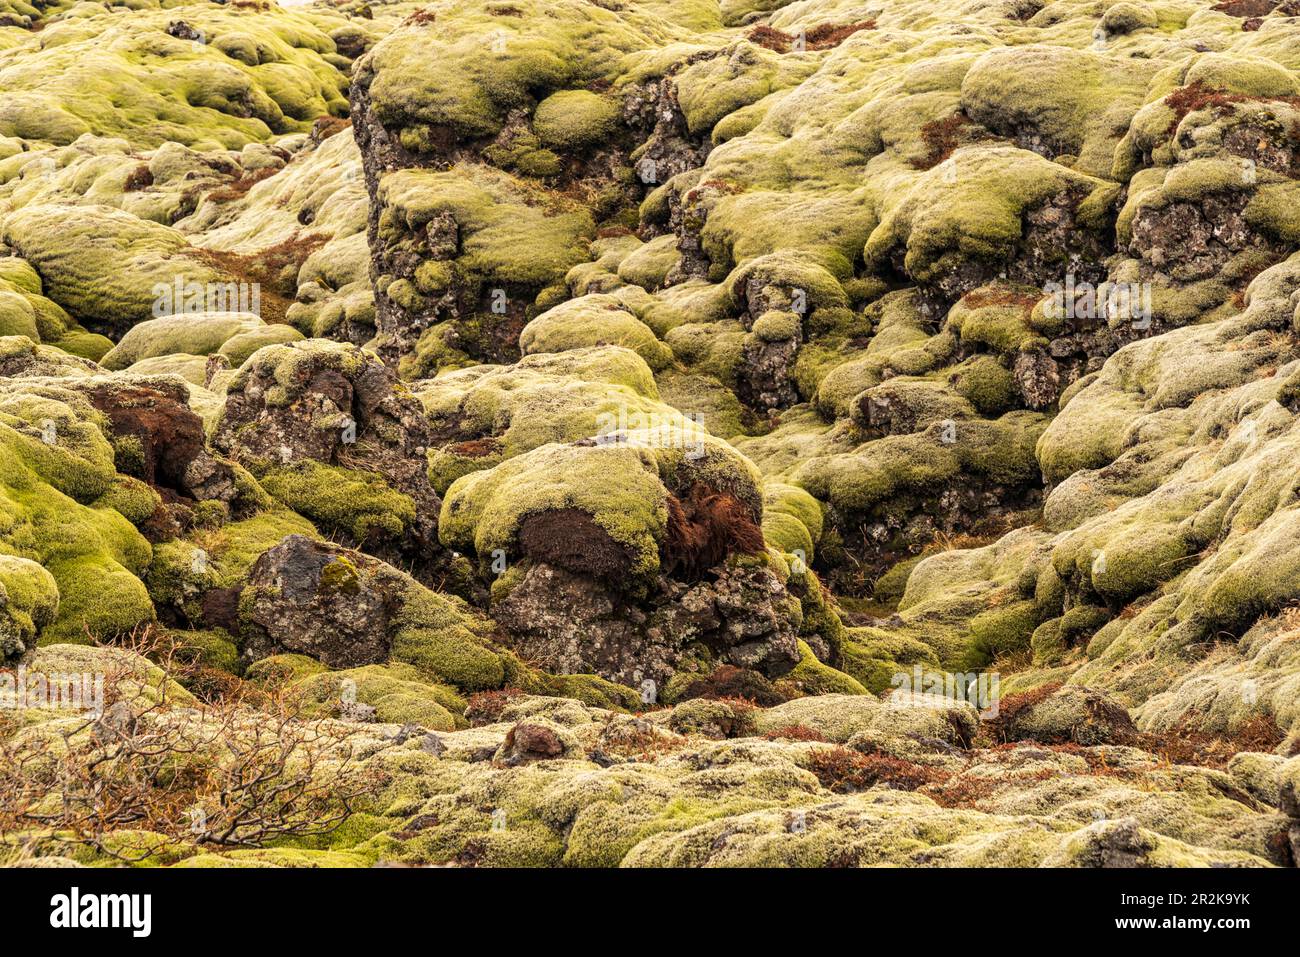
102, 312, 302, 370
520, 294, 673, 370
864, 145, 1119, 301
2, 203, 236, 338
0, 384, 155, 644
373, 163, 596, 364
354, 0, 684, 146
440, 430, 761, 583
416, 345, 694, 492
0, 257, 110, 359
0, 9, 349, 149
0, 554, 59, 663
285, 661, 468, 730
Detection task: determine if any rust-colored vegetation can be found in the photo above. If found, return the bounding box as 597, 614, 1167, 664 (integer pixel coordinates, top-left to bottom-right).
662, 485, 766, 580
449, 437, 504, 458
1164, 80, 1300, 134
205, 166, 280, 204
763, 724, 828, 742
123, 164, 154, 192
982, 681, 1063, 744
673, 664, 787, 706
201, 233, 331, 325
959, 285, 1041, 310
913, 114, 990, 170
746, 20, 877, 53
1141, 715, 1287, 769
807, 746, 947, 793
465, 688, 526, 726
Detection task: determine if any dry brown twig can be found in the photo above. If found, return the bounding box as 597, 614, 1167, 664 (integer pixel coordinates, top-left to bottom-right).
0, 627, 385, 864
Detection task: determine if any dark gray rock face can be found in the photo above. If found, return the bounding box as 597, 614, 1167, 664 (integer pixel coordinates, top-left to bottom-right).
241, 535, 397, 668
1129, 192, 1283, 284
213, 341, 442, 556
492, 561, 801, 687
348, 42, 711, 370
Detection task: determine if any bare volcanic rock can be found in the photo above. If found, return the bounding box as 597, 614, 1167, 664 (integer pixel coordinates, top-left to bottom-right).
241, 535, 397, 668
213, 340, 443, 557
492, 560, 802, 688
77, 376, 241, 505
239, 534, 504, 688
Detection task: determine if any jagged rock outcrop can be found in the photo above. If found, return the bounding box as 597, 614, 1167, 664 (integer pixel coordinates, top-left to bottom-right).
493, 559, 801, 687
240, 533, 504, 687
213, 340, 443, 559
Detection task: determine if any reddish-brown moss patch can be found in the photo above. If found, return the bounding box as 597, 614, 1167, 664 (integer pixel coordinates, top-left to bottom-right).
311, 116, 352, 142
913, 114, 991, 170
746, 21, 876, 53
662, 486, 766, 581
465, 687, 525, 725
1212, 0, 1277, 16
449, 438, 504, 458
205, 166, 280, 204
1164, 81, 1300, 135
123, 164, 153, 192
807, 746, 947, 792
959, 286, 1041, 310
200, 233, 330, 325
403, 8, 436, 26
1141, 715, 1286, 769
674, 664, 787, 706
983, 681, 1063, 744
